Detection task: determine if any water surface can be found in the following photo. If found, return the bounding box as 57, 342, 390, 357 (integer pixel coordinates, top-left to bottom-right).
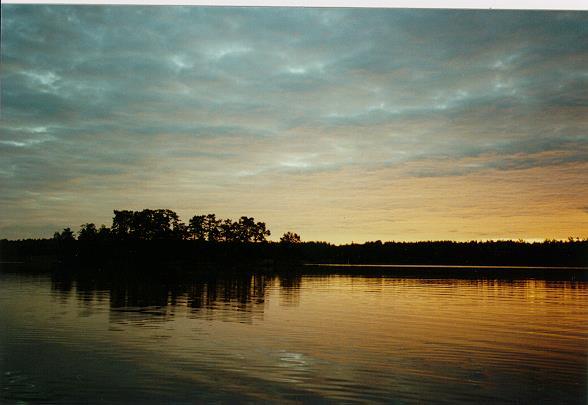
1, 270, 587, 403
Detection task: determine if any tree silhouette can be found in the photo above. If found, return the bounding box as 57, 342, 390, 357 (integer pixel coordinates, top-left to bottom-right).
78, 223, 98, 241
53, 210, 271, 243
54, 227, 75, 241
280, 232, 301, 244
251, 219, 270, 242
111, 209, 187, 240
188, 215, 206, 240
235, 217, 254, 242
22, 213, 588, 270
112, 210, 134, 239
219, 218, 237, 242
203, 214, 221, 242
97, 224, 111, 240
218, 217, 271, 242
188, 214, 270, 242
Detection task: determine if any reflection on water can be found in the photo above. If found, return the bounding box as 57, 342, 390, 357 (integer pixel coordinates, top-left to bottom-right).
51, 273, 276, 325
1, 269, 587, 403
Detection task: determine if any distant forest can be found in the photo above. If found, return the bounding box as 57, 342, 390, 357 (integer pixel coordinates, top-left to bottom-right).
1, 209, 587, 270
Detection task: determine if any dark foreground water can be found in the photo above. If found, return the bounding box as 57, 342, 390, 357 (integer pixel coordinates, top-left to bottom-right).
1, 269, 587, 404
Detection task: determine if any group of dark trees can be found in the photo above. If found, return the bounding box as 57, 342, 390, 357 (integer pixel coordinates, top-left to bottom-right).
3, 208, 581, 272
53, 209, 300, 244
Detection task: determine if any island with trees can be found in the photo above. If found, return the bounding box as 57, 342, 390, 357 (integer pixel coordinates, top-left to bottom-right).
1, 209, 587, 279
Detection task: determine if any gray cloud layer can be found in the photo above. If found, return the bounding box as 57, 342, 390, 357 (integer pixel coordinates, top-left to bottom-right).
1, 6, 587, 240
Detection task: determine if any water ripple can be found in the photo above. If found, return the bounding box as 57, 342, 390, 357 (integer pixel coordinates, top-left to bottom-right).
1, 271, 586, 403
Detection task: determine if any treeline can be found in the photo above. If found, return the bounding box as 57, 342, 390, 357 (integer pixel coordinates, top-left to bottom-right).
53, 209, 299, 244
1, 209, 586, 271
307, 239, 588, 267
2, 237, 587, 270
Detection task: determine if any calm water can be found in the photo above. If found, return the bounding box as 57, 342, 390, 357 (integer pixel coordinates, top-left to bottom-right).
1, 269, 587, 403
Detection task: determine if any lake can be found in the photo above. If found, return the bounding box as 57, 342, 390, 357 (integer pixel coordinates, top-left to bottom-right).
1, 268, 587, 403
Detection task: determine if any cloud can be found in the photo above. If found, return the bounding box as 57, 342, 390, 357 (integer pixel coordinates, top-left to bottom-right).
1, 6, 587, 240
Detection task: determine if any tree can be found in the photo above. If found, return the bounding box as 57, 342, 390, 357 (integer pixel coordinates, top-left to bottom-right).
280, 232, 301, 244
111, 209, 187, 240
228, 217, 271, 243
112, 210, 134, 239
188, 214, 269, 242
53, 210, 274, 243
219, 218, 238, 242
202, 214, 221, 242
147, 209, 186, 239
170, 220, 188, 240
252, 220, 271, 242
78, 223, 98, 241
188, 215, 206, 240
235, 216, 256, 242
53, 227, 75, 241
97, 224, 111, 240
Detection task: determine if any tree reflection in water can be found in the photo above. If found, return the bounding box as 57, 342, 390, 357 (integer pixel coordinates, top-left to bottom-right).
50, 269, 302, 325
49, 266, 586, 327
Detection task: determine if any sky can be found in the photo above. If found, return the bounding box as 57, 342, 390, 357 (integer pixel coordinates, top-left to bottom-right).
1, 6, 587, 243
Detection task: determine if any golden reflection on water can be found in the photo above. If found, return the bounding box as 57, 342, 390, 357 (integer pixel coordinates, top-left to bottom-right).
268, 278, 585, 363
1, 272, 587, 403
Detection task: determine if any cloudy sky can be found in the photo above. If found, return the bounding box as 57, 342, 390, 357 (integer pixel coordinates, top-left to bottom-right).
1, 6, 587, 242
